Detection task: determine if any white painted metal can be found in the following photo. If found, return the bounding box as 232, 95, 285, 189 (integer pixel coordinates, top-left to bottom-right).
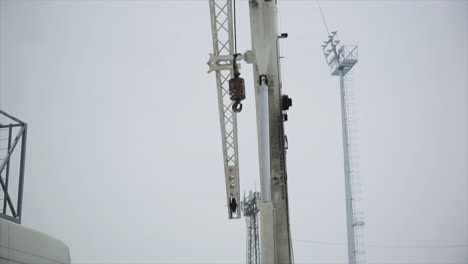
343, 73, 366, 264
259, 201, 274, 264
207, 0, 293, 261
208, 0, 241, 219
207, 54, 243, 73
0, 218, 70, 264
248, 1, 293, 263
339, 69, 357, 264
322, 32, 365, 264
322, 32, 357, 76
259, 79, 271, 202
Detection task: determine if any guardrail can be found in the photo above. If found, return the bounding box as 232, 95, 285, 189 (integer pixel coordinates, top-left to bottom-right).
0, 110, 27, 224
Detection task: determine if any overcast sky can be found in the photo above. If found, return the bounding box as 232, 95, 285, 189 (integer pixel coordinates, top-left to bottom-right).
0, 0, 467, 263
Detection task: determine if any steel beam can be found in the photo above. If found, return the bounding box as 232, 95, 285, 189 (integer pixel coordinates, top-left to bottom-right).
0, 110, 27, 222
340, 70, 357, 264
2, 126, 12, 214
248, 1, 293, 263
208, 0, 241, 219
17, 125, 27, 221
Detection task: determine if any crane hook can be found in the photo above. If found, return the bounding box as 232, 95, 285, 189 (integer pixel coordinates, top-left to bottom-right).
232, 100, 243, 113
229, 53, 246, 113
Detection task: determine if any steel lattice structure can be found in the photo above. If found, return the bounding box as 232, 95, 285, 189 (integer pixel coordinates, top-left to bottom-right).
0, 110, 27, 224
322, 32, 365, 264
243, 191, 260, 264
207, 1, 294, 263
207, 0, 241, 219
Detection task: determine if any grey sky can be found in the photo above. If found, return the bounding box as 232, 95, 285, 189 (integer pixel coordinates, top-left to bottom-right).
0, 0, 467, 263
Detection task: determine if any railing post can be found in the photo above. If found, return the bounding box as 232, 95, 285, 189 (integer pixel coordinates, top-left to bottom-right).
17, 125, 27, 222
0, 111, 27, 223
3, 126, 12, 214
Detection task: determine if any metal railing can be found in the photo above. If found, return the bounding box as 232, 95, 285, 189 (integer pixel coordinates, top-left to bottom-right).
330, 45, 358, 76
0, 109, 27, 224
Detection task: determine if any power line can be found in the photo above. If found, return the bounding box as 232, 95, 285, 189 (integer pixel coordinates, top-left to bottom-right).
293, 262, 467, 264
316, 0, 330, 36
233, 0, 238, 54
295, 239, 344, 246
369, 244, 468, 249
294, 239, 468, 249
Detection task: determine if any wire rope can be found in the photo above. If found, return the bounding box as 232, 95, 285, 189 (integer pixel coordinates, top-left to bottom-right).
233, 0, 238, 54
316, 0, 330, 36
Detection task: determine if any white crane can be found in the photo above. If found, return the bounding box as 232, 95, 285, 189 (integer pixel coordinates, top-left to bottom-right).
207, 1, 293, 263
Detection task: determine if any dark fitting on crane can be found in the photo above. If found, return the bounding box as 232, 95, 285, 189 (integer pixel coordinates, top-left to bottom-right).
282, 94, 292, 111
229, 54, 246, 113
230, 198, 238, 214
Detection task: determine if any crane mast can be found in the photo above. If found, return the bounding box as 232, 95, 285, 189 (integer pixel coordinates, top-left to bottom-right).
247, 1, 292, 264
207, 1, 293, 263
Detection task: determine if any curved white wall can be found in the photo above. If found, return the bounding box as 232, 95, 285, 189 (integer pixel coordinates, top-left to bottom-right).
0, 218, 70, 264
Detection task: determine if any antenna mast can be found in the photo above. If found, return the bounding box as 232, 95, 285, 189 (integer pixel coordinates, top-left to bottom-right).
243, 191, 261, 264
322, 32, 365, 264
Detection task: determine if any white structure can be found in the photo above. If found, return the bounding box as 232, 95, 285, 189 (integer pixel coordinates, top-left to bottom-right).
0, 217, 70, 264
0, 111, 70, 264
208, 1, 293, 263
322, 32, 365, 264
207, 0, 242, 219
247, 2, 292, 264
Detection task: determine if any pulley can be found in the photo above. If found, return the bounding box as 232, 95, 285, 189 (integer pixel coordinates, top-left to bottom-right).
229, 54, 246, 113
